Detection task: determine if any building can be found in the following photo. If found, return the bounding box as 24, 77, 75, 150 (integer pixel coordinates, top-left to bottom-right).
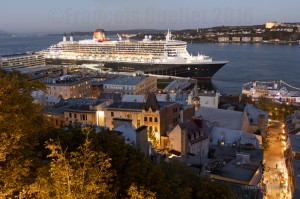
265, 21, 277, 29
0, 52, 45, 71
188, 91, 220, 109
113, 118, 137, 144
31, 90, 63, 108
112, 119, 151, 156
244, 104, 268, 135
16, 65, 63, 82
207, 146, 263, 198
102, 76, 157, 95
218, 37, 230, 43
44, 76, 92, 100
210, 127, 262, 149
242, 37, 252, 43
196, 106, 249, 132
105, 93, 181, 147
231, 37, 241, 42
285, 111, 300, 135
168, 118, 211, 157
44, 98, 107, 127
286, 134, 300, 197
64, 99, 107, 126
252, 37, 263, 43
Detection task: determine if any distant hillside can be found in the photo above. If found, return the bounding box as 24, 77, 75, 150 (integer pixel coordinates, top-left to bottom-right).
0, 29, 9, 35
49, 29, 165, 36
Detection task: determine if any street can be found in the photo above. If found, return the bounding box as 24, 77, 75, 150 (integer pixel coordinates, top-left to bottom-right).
263, 121, 291, 199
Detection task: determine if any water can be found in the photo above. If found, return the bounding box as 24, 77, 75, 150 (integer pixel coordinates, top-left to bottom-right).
1, 35, 299, 95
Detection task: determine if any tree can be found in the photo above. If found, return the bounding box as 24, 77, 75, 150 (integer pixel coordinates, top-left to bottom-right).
128, 183, 156, 199
0, 70, 48, 197
23, 128, 115, 198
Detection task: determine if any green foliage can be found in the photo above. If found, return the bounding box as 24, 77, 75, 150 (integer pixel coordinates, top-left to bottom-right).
128, 183, 156, 199
0, 70, 48, 197
257, 97, 298, 122
23, 129, 114, 199
148, 131, 159, 148
159, 161, 237, 199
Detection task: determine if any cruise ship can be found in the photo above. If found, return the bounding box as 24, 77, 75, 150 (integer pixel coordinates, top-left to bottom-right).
42, 29, 228, 79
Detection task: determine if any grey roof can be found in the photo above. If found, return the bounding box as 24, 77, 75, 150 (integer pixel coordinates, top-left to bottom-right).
102, 76, 148, 86
145, 93, 160, 112
289, 134, 300, 153
211, 159, 260, 184
211, 127, 262, 149
16, 66, 53, 74
210, 145, 264, 163
44, 98, 102, 115
107, 101, 176, 111
180, 119, 211, 144
122, 95, 145, 103
98, 92, 122, 102
44, 77, 91, 86
244, 104, 268, 125
196, 107, 245, 130
65, 99, 106, 112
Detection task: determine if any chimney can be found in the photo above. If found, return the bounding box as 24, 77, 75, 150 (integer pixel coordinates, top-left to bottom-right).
70, 32, 73, 42
135, 126, 150, 155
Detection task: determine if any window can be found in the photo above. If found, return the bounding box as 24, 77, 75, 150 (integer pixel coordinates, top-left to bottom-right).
74, 113, 77, 119
149, 117, 153, 122
111, 112, 114, 117
154, 126, 158, 132
69, 113, 72, 118
154, 117, 158, 122
144, 117, 148, 122
80, 114, 87, 121
137, 119, 140, 127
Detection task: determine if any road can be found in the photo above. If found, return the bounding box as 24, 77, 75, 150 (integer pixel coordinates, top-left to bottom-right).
263, 121, 291, 199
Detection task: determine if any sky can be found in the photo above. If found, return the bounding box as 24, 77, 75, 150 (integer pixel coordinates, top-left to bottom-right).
0, 0, 299, 33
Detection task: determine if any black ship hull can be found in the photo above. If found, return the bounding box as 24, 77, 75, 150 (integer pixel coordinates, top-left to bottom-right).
46, 59, 227, 80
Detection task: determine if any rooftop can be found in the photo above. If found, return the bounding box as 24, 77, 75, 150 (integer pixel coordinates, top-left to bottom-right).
44, 76, 92, 86
211, 127, 262, 149
107, 101, 176, 111
16, 65, 54, 74
102, 76, 149, 86
44, 98, 104, 115
210, 145, 264, 163
289, 134, 300, 153
211, 158, 261, 184
196, 106, 245, 130
179, 118, 211, 144
244, 104, 268, 125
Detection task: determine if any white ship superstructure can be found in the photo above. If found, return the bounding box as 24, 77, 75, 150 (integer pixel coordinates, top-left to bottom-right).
42, 29, 228, 79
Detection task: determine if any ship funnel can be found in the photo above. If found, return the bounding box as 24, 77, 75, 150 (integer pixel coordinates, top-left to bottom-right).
93, 29, 105, 41
70, 32, 73, 42
63, 32, 67, 42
